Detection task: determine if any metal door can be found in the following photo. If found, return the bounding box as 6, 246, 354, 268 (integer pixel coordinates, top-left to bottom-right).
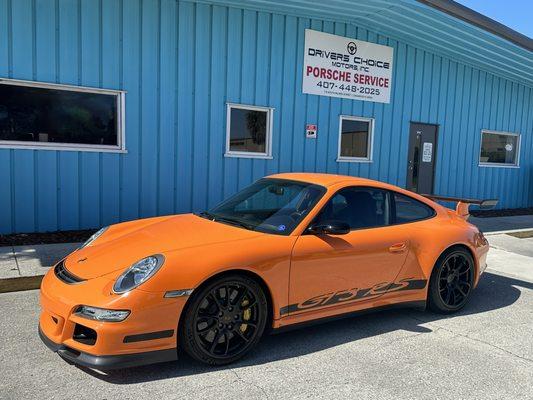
406, 123, 438, 194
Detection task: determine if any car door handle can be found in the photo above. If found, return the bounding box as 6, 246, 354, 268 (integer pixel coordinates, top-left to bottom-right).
389, 243, 407, 253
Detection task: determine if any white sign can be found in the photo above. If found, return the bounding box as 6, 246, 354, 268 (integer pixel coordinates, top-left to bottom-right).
306, 124, 317, 138
303, 29, 394, 103
505, 143, 513, 152
422, 142, 433, 163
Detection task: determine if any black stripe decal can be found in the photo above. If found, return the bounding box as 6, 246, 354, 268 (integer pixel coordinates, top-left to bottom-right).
123, 329, 174, 343
280, 278, 427, 316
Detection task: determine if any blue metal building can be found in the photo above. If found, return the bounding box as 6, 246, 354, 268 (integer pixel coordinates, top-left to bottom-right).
0, 0, 532, 234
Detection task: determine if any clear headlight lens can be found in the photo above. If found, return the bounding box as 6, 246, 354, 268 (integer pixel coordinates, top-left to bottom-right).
74, 305, 130, 322
80, 226, 108, 249
113, 254, 165, 294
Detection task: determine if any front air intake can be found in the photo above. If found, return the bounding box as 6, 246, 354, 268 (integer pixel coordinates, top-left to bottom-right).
54, 260, 85, 284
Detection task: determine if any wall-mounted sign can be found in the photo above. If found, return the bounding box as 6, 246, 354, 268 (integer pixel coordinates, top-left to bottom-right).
422, 142, 433, 163
303, 29, 394, 103
306, 124, 317, 139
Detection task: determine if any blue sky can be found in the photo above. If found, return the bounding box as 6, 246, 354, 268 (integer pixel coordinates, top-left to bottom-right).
457, 0, 533, 38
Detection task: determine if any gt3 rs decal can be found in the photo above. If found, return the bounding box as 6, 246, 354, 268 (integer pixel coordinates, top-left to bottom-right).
280, 278, 427, 316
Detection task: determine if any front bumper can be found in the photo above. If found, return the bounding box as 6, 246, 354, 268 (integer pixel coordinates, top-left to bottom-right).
39, 264, 188, 369
39, 325, 177, 370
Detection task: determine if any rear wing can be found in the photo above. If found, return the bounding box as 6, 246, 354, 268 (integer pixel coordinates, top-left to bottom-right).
421, 194, 498, 220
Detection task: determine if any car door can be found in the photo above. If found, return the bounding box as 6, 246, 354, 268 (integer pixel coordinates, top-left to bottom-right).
286, 186, 410, 316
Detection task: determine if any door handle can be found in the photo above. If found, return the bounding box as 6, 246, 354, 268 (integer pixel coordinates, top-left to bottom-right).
389, 243, 407, 253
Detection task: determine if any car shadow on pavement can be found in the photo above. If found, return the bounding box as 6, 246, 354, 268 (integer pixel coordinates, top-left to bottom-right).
79, 272, 531, 384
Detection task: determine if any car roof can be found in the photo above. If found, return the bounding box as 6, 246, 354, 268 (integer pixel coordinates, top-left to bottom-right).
266, 172, 384, 188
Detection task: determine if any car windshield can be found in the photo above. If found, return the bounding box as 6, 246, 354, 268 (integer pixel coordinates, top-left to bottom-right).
200, 178, 326, 235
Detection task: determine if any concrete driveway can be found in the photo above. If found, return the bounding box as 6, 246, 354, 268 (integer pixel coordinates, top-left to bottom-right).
1, 237, 532, 399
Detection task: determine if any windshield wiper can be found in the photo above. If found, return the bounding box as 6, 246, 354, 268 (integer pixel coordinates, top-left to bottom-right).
196, 211, 216, 220
196, 211, 254, 231
214, 216, 255, 231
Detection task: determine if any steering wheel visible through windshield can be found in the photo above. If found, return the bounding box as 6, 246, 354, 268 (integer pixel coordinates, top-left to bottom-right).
199, 178, 326, 235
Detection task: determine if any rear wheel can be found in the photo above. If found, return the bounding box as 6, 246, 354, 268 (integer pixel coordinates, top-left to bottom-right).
428, 248, 475, 314
179, 274, 268, 365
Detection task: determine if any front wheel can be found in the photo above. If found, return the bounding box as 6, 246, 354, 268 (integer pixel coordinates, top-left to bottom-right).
179, 274, 268, 365
428, 248, 475, 314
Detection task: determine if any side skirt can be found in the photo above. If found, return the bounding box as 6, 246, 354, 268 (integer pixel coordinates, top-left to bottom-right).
271, 300, 426, 334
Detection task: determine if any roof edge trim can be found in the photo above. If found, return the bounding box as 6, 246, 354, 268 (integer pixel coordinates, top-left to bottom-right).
416, 0, 533, 51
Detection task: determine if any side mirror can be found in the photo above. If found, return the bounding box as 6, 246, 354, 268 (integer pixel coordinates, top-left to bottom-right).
307, 221, 350, 235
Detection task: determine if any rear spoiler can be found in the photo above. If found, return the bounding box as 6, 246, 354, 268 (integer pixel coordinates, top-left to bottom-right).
421, 194, 498, 220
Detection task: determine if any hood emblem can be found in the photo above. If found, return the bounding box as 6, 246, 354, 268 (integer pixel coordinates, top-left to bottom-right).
77, 257, 88, 263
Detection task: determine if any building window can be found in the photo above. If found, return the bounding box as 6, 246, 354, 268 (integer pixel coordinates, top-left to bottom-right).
0, 78, 125, 152
225, 103, 273, 159
337, 116, 373, 162
479, 130, 520, 167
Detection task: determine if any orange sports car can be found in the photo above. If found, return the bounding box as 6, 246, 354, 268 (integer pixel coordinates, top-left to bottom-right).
39, 173, 496, 369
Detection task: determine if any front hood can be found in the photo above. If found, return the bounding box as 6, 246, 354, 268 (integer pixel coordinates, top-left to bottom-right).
64, 214, 262, 279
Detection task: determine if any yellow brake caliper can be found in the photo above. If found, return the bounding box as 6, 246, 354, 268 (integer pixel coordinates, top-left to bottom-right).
240, 298, 251, 333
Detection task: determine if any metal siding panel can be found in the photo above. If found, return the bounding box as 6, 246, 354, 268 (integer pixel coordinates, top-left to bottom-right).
290, 17, 309, 173
121, 0, 141, 221
278, 15, 296, 173
139, 0, 159, 217
101, 0, 121, 226
11, 0, 35, 232
222, 7, 241, 197
0, 0, 12, 234
34, 0, 58, 232
206, 5, 227, 208
79, 0, 101, 228
252, 11, 271, 180
265, 13, 284, 176
236, 9, 256, 189
157, 0, 177, 215
192, 2, 210, 210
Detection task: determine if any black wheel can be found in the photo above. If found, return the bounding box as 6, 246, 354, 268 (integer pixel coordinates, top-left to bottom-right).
179, 274, 268, 365
428, 248, 475, 314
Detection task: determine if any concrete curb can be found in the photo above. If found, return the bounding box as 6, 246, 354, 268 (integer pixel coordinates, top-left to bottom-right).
0, 242, 80, 294
0, 275, 44, 294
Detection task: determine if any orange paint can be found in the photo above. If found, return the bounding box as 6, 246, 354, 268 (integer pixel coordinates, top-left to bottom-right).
39, 173, 489, 363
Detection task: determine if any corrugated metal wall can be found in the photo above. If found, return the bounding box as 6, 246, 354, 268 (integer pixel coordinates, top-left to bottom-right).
0, 0, 532, 234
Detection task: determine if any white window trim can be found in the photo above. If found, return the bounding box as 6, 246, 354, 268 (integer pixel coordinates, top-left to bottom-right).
225, 103, 274, 159
0, 78, 127, 153
336, 115, 374, 163
478, 129, 520, 168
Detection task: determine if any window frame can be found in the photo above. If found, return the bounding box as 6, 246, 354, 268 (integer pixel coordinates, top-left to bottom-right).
306, 186, 437, 233
225, 103, 274, 159
336, 115, 374, 163
478, 129, 520, 168
390, 190, 437, 226
0, 78, 126, 153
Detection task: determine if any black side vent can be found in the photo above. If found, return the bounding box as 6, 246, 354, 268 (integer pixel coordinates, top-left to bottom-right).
54, 260, 85, 284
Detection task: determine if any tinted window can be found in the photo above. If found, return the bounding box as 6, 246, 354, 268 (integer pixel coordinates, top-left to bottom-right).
479, 131, 519, 166
315, 187, 390, 230
338, 117, 372, 159
393, 193, 434, 223
0, 83, 119, 147
228, 106, 270, 154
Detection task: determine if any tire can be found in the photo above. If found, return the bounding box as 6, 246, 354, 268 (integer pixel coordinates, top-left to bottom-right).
179, 274, 268, 366
428, 248, 475, 314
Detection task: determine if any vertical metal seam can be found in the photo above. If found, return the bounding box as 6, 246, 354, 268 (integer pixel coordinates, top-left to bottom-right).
137, 0, 143, 218
156, 0, 161, 214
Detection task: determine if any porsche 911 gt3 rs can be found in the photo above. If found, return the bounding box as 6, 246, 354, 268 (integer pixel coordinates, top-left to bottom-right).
39, 173, 495, 369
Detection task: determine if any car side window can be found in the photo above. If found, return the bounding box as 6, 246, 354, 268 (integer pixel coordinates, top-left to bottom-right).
393, 192, 435, 224
315, 187, 391, 230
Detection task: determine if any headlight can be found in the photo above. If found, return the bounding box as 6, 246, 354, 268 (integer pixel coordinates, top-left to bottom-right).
74, 305, 130, 322
113, 254, 165, 294
80, 226, 108, 249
